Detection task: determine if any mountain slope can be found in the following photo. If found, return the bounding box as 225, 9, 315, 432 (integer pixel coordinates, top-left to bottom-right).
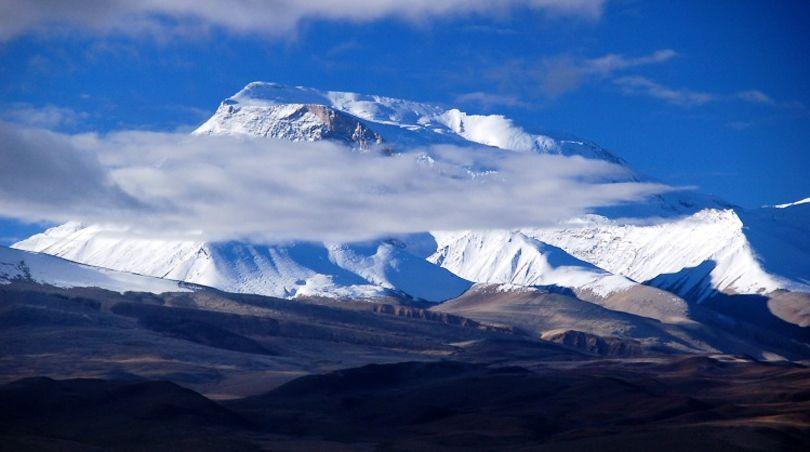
429, 230, 635, 296
0, 245, 187, 294
433, 284, 810, 359
14, 223, 470, 302
428, 230, 691, 322
525, 207, 810, 302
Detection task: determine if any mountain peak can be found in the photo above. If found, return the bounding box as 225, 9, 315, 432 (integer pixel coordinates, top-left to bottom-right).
197, 81, 632, 163
230, 81, 330, 107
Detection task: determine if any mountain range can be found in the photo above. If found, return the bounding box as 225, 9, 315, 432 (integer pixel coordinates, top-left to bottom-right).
7, 81, 810, 359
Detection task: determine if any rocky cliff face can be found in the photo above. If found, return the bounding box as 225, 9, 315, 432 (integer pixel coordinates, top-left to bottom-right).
196, 101, 383, 149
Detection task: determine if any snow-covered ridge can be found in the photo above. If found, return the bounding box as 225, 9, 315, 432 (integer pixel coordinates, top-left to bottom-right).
14, 225, 471, 302
527, 208, 810, 300
428, 229, 636, 298
0, 246, 188, 294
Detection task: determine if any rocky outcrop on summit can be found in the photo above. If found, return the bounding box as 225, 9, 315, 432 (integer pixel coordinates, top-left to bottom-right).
196, 101, 383, 148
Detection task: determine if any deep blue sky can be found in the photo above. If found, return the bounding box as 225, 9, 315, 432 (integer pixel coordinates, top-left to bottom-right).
1, 0, 808, 243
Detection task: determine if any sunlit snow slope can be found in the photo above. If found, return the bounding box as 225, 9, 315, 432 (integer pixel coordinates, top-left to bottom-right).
15, 223, 470, 301
0, 246, 188, 294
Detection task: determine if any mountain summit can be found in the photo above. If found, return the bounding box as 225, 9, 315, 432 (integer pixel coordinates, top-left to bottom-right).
195, 81, 625, 161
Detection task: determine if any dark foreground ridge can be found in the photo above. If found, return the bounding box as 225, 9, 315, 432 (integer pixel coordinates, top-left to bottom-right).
1, 281, 809, 450
1, 358, 809, 451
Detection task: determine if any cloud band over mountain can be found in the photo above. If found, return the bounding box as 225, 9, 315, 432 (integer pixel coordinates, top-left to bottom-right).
0, 122, 669, 241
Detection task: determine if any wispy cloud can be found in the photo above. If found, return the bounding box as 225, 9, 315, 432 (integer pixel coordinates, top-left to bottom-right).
482, 49, 803, 116
1, 103, 89, 130
0, 0, 606, 42
455, 92, 526, 109
586, 49, 677, 74
0, 121, 668, 242
727, 121, 754, 131
613, 76, 715, 107
537, 49, 677, 96
481, 50, 676, 99
614, 76, 803, 111
736, 89, 776, 106
735, 89, 805, 109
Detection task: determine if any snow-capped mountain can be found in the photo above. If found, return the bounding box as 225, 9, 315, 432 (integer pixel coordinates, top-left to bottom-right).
196, 82, 627, 162
13, 81, 810, 313
196, 82, 729, 217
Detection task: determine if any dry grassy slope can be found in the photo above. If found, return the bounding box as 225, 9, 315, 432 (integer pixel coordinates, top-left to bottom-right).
0, 281, 579, 398
432, 284, 810, 360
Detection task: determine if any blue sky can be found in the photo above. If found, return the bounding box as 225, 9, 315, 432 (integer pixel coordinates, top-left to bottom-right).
1, 0, 808, 243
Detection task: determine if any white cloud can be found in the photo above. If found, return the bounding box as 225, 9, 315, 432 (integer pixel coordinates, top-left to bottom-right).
736, 90, 775, 105
613, 76, 715, 107
0, 0, 606, 41
0, 121, 669, 242
613, 77, 800, 111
